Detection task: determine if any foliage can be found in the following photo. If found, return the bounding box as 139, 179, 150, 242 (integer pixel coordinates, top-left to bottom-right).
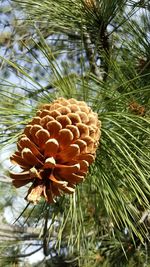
0, 0, 150, 266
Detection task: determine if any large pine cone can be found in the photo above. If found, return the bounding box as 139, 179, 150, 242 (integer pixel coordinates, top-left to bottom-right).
10, 98, 101, 204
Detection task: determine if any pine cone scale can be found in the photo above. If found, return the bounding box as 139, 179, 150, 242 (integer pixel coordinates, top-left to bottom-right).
44, 139, 59, 157
10, 170, 30, 180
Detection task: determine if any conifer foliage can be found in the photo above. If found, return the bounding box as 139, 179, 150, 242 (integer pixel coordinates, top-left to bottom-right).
0, 0, 150, 266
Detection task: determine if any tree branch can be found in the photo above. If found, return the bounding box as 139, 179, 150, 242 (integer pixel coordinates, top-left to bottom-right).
83, 30, 102, 80
99, 33, 110, 81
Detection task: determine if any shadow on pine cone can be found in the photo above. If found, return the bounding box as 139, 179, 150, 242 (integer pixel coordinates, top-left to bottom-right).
10, 98, 101, 204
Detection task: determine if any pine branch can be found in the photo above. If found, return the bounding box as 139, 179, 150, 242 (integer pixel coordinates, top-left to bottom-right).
83, 30, 102, 79
98, 28, 110, 81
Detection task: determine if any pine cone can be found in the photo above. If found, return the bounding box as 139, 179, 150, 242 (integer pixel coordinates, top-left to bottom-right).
84, 0, 96, 9
10, 98, 101, 204
129, 101, 145, 116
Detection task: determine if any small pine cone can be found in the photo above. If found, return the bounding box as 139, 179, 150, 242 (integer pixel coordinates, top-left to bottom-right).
129, 101, 145, 116
84, 0, 96, 8
10, 98, 101, 204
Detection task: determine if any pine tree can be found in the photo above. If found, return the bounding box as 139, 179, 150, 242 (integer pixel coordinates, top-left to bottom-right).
0, 0, 150, 266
